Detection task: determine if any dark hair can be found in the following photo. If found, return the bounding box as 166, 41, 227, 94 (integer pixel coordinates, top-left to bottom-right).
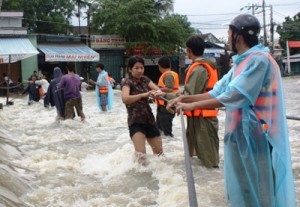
127, 56, 144, 69
96, 63, 105, 70
66, 62, 76, 72
158, 56, 171, 68
229, 52, 237, 59
242, 33, 259, 48
230, 25, 259, 49
186, 35, 205, 56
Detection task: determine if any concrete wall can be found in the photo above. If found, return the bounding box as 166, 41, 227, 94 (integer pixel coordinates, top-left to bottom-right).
0, 12, 23, 27
21, 36, 38, 80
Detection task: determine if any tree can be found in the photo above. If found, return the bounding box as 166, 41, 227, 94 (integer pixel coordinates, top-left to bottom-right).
277, 12, 300, 55
91, 0, 194, 54
2, 0, 75, 34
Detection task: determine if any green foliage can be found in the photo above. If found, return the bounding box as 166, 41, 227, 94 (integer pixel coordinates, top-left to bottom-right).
277, 12, 300, 55
91, 0, 194, 55
2, 0, 75, 34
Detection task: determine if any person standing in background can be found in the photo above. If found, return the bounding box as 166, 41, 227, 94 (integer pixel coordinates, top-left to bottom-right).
33, 72, 49, 98
155, 56, 179, 138
22, 74, 40, 105
2, 73, 14, 93
59, 63, 85, 121
108, 73, 116, 89
80, 77, 91, 93
44, 67, 66, 120
89, 63, 113, 112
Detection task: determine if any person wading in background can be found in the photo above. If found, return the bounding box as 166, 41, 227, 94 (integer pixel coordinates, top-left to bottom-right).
22, 74, 40, 105
44, 67, 66, 121
90, 63, 113, 112
59, 63, 85, 121
155, 56, 179, 138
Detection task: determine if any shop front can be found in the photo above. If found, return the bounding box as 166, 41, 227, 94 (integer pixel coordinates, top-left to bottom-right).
0, 37, 39, 100
37, 39, 100, 80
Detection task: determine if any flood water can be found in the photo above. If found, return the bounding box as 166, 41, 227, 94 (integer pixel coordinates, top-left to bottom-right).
0, 76, 299, 207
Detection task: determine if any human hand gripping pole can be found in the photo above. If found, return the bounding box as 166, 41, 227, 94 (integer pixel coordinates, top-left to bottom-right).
158, 96, 198, 207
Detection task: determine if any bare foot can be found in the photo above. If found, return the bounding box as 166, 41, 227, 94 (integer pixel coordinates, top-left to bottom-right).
135, 152, 149, 166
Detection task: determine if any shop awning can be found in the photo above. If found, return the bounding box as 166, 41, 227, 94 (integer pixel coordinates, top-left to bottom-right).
38, 43, 100, 62
0, 38, 39, 64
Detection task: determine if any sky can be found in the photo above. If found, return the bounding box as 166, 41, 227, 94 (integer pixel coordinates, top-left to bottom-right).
73, 0, 300, 41
173, 0, 300, 40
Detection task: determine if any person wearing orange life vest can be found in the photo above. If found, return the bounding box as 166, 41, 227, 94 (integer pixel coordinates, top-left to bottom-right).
159, 35, 220, 168
90, 63, 114, 112
155, 56, 179, 138
167, 14, 296, 207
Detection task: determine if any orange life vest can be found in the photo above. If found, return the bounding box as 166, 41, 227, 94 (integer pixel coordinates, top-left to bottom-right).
157, 71, 179, 106
99, 86, 108, 94
98, 74, 109, 94
184, 61, 219, 117
232, 52, 278, 134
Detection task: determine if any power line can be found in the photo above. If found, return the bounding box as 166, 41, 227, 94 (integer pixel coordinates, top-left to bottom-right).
272, 2, 300, 6
184, 12, 239, 17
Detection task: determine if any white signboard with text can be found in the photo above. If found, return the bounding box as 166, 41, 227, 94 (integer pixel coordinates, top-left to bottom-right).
45, 54, 99, 62
91, 35, 126, 49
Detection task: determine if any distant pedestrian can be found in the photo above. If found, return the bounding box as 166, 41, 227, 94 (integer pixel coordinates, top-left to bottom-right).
122, 56, 163, 165
59, 63, 85, 121
22, 74, 40, 105
80, 77, 91, 92
33, 72, 49, 98
89, 63, 113, 112
2, 73, 14, 93
44, 67, 65, 120
108, 73, 116, 89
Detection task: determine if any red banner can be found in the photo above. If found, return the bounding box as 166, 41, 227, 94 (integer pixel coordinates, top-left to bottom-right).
126, 47, 164, 56
288, 41, 300, 48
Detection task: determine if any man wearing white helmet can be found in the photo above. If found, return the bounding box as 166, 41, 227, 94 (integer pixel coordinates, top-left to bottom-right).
167, 14, 296, 207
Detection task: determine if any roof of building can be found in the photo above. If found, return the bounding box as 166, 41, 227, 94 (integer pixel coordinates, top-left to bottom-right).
0, 11, 23, 17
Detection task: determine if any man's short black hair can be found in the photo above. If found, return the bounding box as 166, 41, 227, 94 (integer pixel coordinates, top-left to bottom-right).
186, 35, 205, 56
158, 56, 171, 69
66, 62, 76, 72
96, 63, 105, 70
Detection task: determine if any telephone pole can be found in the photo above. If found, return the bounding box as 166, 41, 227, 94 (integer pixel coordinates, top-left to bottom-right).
270, 5, 274, 53
262, 0, 267, 46
251, 4, 255, 15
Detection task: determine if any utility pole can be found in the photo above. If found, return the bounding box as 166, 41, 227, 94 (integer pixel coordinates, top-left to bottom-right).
87, 4, 92, 82
270, 5, 274, 53
77, 0, 81, 34
251, 4, 255, 15
262, 0, 267, 46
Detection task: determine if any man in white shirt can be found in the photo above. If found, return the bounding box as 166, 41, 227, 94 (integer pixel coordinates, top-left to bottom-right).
28, 72, 49, 97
